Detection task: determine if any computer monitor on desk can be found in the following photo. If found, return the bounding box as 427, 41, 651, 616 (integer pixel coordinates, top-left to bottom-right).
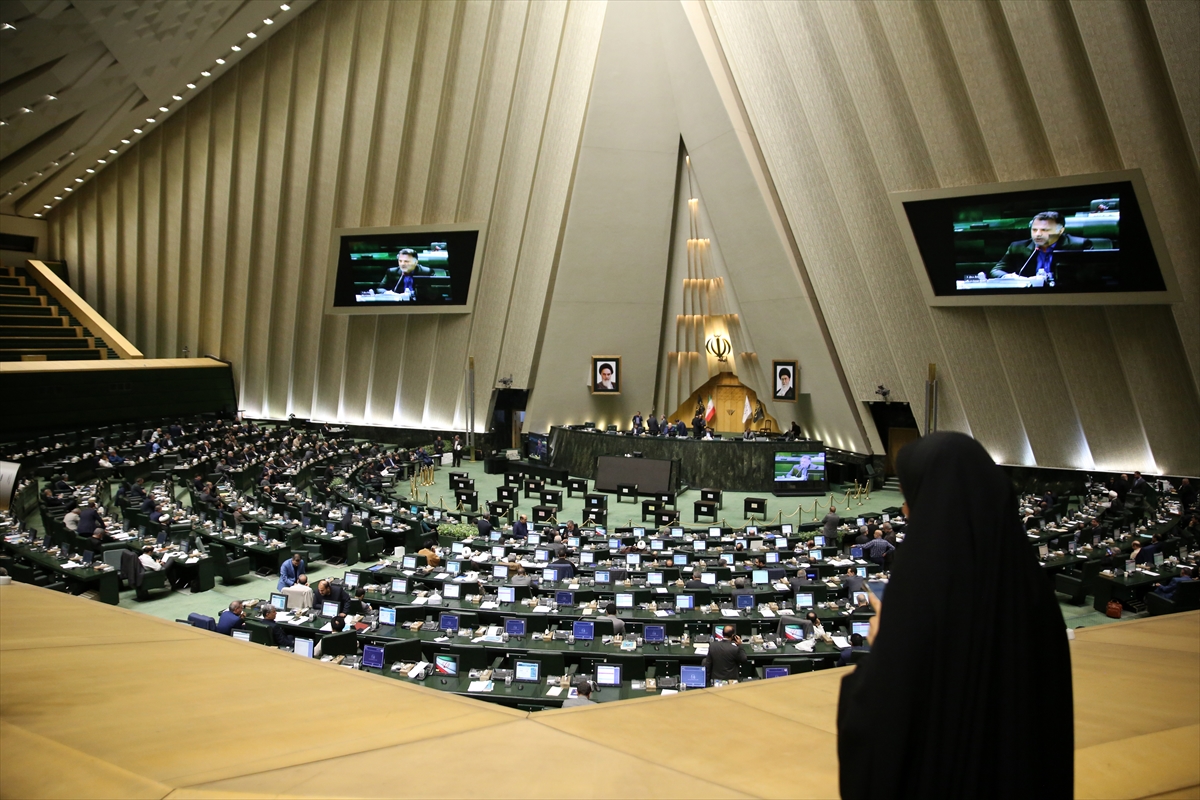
505, 618, 526, 638
796, 592, 814, 608
675, 594, 694, 611
851, 546, 863, 558
595, 570, 611, 584
556, 590, 575, 606
647, 572, 663, 585
232, 630, 251, 642
498, 586, 516, 604
390, 578, 408, 594
752, 569, 769, 585
596, 663, 622, 687
616, 592, 634, 609
813, 535, 826, 548
541, 568, 557, 583
362, 645, 385, 669
736, 593, 755, 609
851, 621, 871, 639
515, 661, 539, 683
701, 572, 716, 586
764, 666, 789, 679
435, 654, 458, 676
439, 613, 460, 632
321, 601, 339, 618
378, 606, 397, 626
644, 624, 666, 643
295, 638, 314, 658
573, 620, 595, 641
493, 565, 508, 579
443, 583, 461, 599
680, 665, 707, 688
580, 551, 594, 564
344, 571, 359, 588
270, 593, 288, 611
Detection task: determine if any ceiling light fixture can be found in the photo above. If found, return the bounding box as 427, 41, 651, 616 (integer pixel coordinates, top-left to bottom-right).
200, 71, 211, 77
186, 83, 196, 89
159, 106, 169, 113
34, 213, 42, 217
1, 23, 16, 31
173, 95, 182, 101
46, 94, 57, 101
54, 196, 62, 200
264, 18, 274, 25
85, 168, 94, 174
133, 128, 142, 134
108, 149, 118, 154
43, 204, 51, 209
74, 178, 83, 183
280, 4, 291, 10
231, 45, 241, 52
20, 107, 31, 113
215, 58, 225, 65
97, 159, 106, 164
65, 187, 72, 192
146, 118, 156, 123
246, 31, 257, 39
121, 139, 130, 144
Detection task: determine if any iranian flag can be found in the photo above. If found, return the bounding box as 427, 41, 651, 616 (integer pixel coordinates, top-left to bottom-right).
705, 395, 716, 423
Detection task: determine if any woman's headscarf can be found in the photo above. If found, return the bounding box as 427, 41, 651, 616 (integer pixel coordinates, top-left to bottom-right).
837, 432, 1072, 798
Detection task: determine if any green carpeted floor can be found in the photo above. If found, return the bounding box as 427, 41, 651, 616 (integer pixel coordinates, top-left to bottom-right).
32, 457, 1131, 630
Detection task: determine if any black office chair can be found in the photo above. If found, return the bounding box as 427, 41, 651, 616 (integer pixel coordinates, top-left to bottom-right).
447, 643, 488, 673
187, 613, 216, 631
602, 652, 646, 680
382, 639, 423, 664
1054, 561, 1102, 605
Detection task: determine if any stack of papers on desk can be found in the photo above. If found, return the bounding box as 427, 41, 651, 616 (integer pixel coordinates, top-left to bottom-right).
759, 608, 776, 618
831, 636, 850, 650
693, 644, 709, 655
532, 605, 551, 613
468, 680, 493, 693
412, 597, 428, 605
319, 623, 333, 632
654, 609, 670, 617
185, 557, 199, 564
721, 609, 741, 618
794, 640, 815, 652
545, 686, 563, 697
478, 601, 498, 610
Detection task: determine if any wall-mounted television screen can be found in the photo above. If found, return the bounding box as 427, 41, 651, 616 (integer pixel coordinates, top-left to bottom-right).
892, 170, 1179, 306
527, 433, 548, 463
326, 223, 483, 314
774, 451, 825, 484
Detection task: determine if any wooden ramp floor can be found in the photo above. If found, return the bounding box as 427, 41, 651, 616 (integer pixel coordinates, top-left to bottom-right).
1, 583, 1197, 799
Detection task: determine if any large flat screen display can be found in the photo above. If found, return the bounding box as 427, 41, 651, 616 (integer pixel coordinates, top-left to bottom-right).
326, 223, 483, 314
892, 170, 1179, 306
774, 451, 825, 485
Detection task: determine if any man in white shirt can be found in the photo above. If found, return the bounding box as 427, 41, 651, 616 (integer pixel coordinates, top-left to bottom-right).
63, 505, 80, 532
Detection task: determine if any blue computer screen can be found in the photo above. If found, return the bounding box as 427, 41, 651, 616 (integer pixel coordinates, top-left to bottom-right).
644, 624, 665, 643
362, 645, 384, 669
680, 665, 706, 688
572, 620, 595, 640
378, 606, 396, 626
736, 593, 755, 609
556, 590, 574, 605
505, 618, 526, 637
764, 666, 789, 679
439, 613, 459, 632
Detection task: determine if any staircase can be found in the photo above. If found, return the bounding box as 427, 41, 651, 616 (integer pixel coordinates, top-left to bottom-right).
0, 264, 116, 361
882, 476, 901, 493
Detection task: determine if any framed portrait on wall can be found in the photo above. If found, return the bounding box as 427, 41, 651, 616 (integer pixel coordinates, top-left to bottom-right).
772, 360, 797, 402
592, 356, 621, 395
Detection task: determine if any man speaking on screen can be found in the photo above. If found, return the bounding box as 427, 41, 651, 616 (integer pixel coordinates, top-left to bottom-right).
989, 211, 1093, 283
787, 454, 814, 481
376, 248, 432, 300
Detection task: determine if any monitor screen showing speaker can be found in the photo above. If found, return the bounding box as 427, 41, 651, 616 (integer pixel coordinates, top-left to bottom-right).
892, 170, 1179, 306
326, 223, 483, 314
774, 451, 825, 484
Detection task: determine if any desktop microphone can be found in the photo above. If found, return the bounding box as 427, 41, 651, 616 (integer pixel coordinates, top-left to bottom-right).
1014, 246, 1039, 277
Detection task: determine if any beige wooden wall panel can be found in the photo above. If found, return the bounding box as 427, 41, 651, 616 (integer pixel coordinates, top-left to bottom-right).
48, 0, 605, 434
707, 0, 1199, 475
1145, 0, 1200, 173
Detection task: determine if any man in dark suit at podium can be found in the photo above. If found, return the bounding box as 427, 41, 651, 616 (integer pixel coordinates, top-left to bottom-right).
990, 212, 1093, 281
376, 248, 432, 299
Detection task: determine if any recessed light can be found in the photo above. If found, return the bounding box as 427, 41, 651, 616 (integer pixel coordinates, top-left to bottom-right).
0, 121, 7, 126
51, 161, 59, 166
159, 106, 169, 113
108, 149, 118, 154
200, 71, 211, 77
43, 204, 51, 209
121, 139, 130, 144
34, 213, 42, 217
280, 4, 291, 10
215, 58, 225, 65
146, 118, 156, 123
86, 168, 94, 173
75, 178, 84, 183
97, 159, 106, 164
264, 18, 274, 25
21, 107, 32, 113
246, 31, 257, 39
1, 23, 16, 31
133, 128, 142, 134
69, 151, 75, 156
231, 45, 241, 52
65, 187, 72, 192
186, 83, 195, 89
54, 196, 62, 200
46, 94, 57, 101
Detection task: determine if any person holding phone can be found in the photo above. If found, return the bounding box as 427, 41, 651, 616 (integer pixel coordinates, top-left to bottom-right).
838, 432, 1072, 799
702, 625, 748, 681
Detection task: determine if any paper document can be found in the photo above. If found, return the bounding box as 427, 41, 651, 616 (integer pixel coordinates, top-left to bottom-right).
831, 636, 850, 650
759, 609, 776, 618
532, 605, 551, 614
319, 623, 333, 632
654, 610, 670, 617
467, 681, 494, 693
479, 602, 498, 610
721, 609, 741, 618
545, 686, 563, 697
659, 689, 678, 696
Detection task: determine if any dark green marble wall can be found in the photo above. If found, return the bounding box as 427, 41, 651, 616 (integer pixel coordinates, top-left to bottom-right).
549, 427, 826, 494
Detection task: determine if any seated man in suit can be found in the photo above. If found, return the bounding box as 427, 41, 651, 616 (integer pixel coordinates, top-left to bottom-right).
684, 569, 707, 590
788, 568, 815, 595
703, 625, 748, 681
314, 579, 350, 616
549, 553, 575, 580
512, 514, 529, 540
260, 604, 295, 649
282, 574, 314, 609
216, 600, 246, 635
990, 211, 1093, 281
837, 633, 871, 667
603, 603, 626, 636
374, 248, 432, 300
1152, 567, 1194, 600
841, 567, 867, 596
